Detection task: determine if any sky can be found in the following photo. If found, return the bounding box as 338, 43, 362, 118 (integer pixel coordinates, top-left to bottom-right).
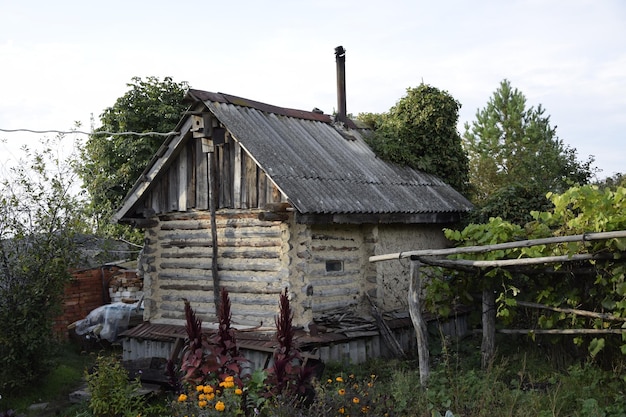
1, 0, 624, 182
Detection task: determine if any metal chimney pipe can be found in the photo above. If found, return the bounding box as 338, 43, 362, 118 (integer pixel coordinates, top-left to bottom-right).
335, 46, 346, 123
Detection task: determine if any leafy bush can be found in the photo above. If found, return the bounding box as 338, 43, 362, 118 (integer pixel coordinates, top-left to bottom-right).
0, 138, 85, 393
85, 355, 146, 417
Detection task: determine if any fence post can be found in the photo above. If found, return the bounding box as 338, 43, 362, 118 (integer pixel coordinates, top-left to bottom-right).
409, 258, 429, 386
481, 288, 496, 368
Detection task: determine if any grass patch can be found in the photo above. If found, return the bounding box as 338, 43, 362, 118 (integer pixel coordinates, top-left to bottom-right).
0, 342, 95, 415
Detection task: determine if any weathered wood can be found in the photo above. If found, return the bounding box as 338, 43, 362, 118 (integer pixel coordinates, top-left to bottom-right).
481, 289, 496, 369
196, 138, 208, 209
187, 139, 196, 208
370, 230, 626, 263
408, 260, 429, 386
497, 328, 626, 335
168, 157, 179, 211
264, 202, 292, 212
516, 300, 626, 322
422, 253, 615, 269
258, 212, 289, 222
178, 146, 187, 211
366, 293, 406, 359
209, 150, 220, 313
233, 141, 242, 209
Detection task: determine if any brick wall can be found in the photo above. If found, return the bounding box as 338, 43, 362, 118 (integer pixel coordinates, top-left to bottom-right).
53, 266, 125, 339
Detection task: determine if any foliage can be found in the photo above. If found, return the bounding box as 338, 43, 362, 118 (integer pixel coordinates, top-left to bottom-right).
265, 288, 315, 400
435, 184, 626, 359
172, 377, 246, 416
85, 355, 146, 417
180, 298, 216, 384
0, 137, 87, 393
463, 79, 595, 205
77, 76, 189, 240
360, 84, 470, 194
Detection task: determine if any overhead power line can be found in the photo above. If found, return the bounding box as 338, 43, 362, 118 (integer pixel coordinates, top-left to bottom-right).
0, 128, 179, 137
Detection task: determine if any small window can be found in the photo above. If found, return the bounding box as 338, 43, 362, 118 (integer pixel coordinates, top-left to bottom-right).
325, 260, 343, 272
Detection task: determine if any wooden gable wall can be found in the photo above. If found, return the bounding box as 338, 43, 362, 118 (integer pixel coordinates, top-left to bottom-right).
140, 130, 285, 217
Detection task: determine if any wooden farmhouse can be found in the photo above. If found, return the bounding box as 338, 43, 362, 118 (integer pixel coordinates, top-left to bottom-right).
115, 53, 472, 363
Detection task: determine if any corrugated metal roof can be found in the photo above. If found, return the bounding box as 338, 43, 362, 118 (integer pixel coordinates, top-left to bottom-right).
193, 91, 472, 216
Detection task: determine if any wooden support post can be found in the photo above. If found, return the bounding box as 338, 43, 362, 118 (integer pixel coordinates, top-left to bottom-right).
409, 259, 429, 386
481, 289, 496, 369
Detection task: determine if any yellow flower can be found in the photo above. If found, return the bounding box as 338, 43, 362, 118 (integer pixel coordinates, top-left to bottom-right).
215, 401, 226, 412
196, 385, 204, 392
198, 400, 208, 408
327, 378, 333, 384
338, 388, 346, 395
207, 392, 215, 401
198, 393, 206, 401
177, 393, 188, 402
203, 385, 214, 394
339, 407, 346, 414
336, 377, 344, 382
225, 376, 234, 382
352, 396, 360, 404
234, 388, 243, 395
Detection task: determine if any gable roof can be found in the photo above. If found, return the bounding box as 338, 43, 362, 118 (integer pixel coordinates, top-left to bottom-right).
114, 89, 472, 224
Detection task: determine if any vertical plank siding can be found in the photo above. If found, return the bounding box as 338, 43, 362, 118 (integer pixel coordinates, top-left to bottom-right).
142, 132, 284, 216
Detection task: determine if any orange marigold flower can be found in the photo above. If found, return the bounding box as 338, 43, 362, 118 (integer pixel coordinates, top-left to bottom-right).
338, 388, 346, 395
203, 385, 214, 394
196, 385, 204, 392
224, 376, 234, 382
234, 388, 243, 395
352, 396, 360, 404
336, 377, 344, 382
177, 393, 188, 402
327, 378, 333, 384
215, 401, 226, 412
198, 393, 206, 401
207, 392, 215, 401
339, 407, 346, 414
198, 400, 208, 408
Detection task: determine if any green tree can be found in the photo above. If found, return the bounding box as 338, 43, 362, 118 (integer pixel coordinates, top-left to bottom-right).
0, 137, 87, 392
360, 84, 470, 194
464, 79, 594, 206
78, 76, 189, 238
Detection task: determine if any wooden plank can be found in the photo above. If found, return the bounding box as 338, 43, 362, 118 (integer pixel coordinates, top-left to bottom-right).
187, 140, 196, 208
258, 170, 267, 208
233, 141, 242, 209
222, 137, 233, 208
178, 146, 187, 211
196, 138, 209, 209
168, 159, 178, 212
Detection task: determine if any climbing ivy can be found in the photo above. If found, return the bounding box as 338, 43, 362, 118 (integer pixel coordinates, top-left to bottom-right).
428, 185, 626, 359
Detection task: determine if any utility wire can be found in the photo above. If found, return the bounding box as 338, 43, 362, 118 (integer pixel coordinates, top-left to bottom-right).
0, 128, 179, 137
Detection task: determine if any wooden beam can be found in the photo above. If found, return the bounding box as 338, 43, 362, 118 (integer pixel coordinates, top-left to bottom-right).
369, 230, 626, 263
497, 328, 626, 335
515, 300, 626, 322
418, 253, 616, 269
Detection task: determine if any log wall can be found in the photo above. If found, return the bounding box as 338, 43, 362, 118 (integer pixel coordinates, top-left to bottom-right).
141, 210, 289, 327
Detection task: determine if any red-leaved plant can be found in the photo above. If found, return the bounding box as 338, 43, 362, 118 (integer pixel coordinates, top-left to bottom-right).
208, 288, 248, 386
177, 289, 248, 387
265, 288, 315, 399
180, 298, 215, 384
